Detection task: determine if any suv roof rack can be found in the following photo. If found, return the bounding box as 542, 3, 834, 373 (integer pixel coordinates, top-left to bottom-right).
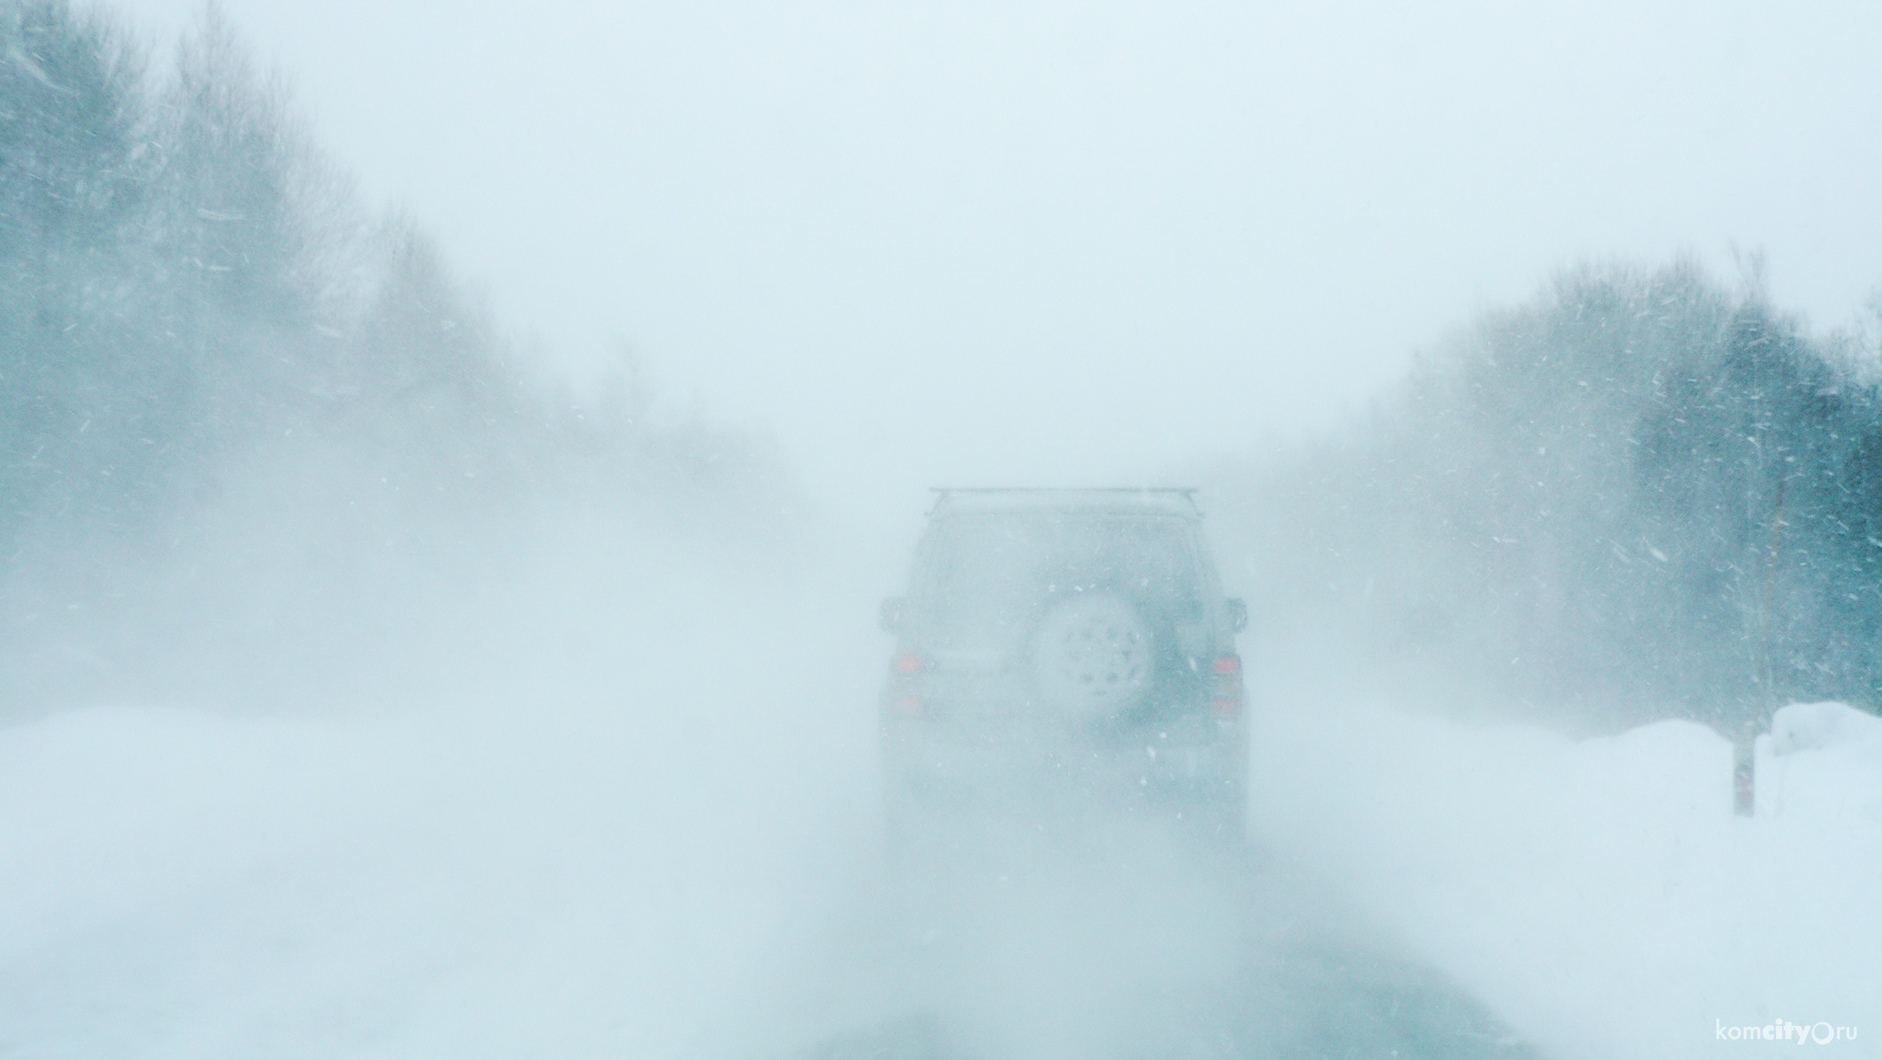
929, 488, 1197, 494
927, 487, 1201, 515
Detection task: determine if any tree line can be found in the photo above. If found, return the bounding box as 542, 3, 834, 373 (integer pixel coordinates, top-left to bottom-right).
1, 2, 779, 709
1217, 261, 1882, 730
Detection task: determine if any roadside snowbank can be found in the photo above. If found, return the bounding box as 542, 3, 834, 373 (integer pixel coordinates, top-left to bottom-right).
1253, 697, 1882, 1060
0, 535, 885, 1059
1757, 701, 1882, 825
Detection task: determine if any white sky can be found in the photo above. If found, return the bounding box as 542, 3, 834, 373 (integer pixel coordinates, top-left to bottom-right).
108, 0, 1882, 500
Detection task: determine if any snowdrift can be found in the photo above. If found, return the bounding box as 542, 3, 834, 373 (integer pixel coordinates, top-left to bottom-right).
0, 534, 887, 1059
1756, 701, 1882, 825
1254, 696, 1882, 1060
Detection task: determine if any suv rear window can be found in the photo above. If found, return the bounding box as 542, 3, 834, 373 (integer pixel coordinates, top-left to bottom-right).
916, 514, 1204, 652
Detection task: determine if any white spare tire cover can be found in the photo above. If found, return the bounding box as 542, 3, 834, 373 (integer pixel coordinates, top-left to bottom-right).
1029, 594, 1152, 718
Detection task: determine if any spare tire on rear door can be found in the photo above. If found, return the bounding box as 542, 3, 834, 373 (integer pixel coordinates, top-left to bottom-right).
1028, 594, 1152, 719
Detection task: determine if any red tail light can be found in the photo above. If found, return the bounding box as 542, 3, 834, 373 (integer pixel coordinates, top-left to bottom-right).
887, 653, 926, 718
1212, 654, 1243, 716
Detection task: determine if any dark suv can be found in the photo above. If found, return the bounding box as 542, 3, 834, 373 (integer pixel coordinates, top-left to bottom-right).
879, 489, 1249, 847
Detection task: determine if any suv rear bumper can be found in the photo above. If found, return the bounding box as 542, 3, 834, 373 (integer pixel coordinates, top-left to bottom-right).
881, 714, 1246, 815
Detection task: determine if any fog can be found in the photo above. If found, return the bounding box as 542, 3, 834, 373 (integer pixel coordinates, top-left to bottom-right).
6, 1, 1882, 1058
107, 0, 1882, 497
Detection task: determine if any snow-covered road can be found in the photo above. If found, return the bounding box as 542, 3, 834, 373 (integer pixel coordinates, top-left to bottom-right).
2, 541, 1877, 1058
